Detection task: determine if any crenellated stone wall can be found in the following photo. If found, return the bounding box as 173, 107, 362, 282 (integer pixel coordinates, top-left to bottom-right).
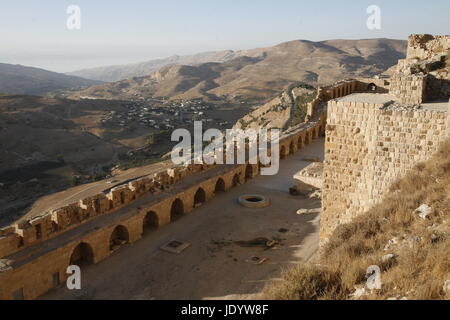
0, 164, 207, 259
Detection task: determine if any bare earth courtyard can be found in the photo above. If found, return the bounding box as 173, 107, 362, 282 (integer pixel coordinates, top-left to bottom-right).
42, 138, 324, 300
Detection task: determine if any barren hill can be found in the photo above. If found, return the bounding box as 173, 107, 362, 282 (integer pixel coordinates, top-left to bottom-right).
63, 38, 407, 102
0, 63, 102, 95
67, 50, 247, 82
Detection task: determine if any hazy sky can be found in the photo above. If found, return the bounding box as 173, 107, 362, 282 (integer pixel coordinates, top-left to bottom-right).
1, 0, 449, 73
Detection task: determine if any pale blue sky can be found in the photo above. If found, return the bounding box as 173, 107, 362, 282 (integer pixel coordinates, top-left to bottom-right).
1, 0, 449, 72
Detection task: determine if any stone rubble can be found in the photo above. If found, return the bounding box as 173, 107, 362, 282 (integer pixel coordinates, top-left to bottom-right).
414, 204, 433, 220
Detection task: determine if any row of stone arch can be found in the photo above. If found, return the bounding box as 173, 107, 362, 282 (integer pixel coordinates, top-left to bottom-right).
67, 122, 324, 272
70, 224, 131, 266
280, 125, 323, 160
68, 171, 246, 268
3, 118, 327, 300
328, 82, 357, 99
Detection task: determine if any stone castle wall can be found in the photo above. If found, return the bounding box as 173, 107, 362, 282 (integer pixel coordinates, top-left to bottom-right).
320, 98, 450, 243
319, 34, 450, 245
389, 74, 427, 105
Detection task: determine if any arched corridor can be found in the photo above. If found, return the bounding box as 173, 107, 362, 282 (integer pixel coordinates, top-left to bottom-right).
245, 164, 254, 180
214, 178, 226, 193
143, 211, 159, 234
297, 136, 303, 149
193, 188, 206, 207
69, 242, 94, 267
305, 134, 310, 145
289, 141, 295, 155
109, 225, 129, 251
170, 198, 184, 221
280, 146, 286, 159
232, 174, 240, 187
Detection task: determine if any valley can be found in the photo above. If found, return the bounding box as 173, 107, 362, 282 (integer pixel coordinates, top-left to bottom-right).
0, 95, 252, 226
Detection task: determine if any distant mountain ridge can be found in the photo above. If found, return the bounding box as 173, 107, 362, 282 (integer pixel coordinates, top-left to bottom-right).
67, 51, 249, 82
64, 38, 407, 102
0, 63, 102, 96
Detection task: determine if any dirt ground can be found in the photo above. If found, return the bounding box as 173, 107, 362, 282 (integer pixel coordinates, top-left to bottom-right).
42, 138, 325, 300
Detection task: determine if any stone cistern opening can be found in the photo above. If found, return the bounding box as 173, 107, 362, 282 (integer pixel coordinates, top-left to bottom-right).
238, 194, 271, 208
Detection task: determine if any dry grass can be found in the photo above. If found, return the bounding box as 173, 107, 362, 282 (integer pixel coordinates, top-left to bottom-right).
263, 139, 450, 300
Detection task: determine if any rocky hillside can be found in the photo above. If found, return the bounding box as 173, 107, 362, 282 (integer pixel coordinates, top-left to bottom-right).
63, 38, 407, 103
233, 83, 317, 131
0, 63, 102, 95
263, 139, 450, 300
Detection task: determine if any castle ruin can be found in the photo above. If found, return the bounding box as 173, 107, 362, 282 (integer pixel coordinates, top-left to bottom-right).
321, 34, 450, 243
0, 34, 449, 300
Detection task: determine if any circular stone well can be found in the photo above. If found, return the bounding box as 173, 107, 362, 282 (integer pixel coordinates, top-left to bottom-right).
238, 194, 271, 208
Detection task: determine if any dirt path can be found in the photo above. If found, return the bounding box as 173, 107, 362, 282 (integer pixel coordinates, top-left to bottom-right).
42, 139, 325, 300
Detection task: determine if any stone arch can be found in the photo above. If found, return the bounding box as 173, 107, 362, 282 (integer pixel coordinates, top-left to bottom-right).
109, 225, 129, 251
214, 178, 226, 193
368, 83, 377, 92
69, 242, 94, 267
297, 136, 303, 149
170, 198, 184, 221
232, 173, 240, 187
280, 145, 287, 159
194, 188, 206, 207
289, 141, 295, 155
245, 164, 254, 180
305, 133, 310, 145
143, 211, 159, 234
